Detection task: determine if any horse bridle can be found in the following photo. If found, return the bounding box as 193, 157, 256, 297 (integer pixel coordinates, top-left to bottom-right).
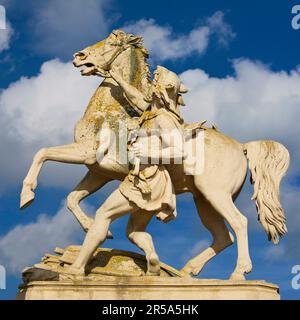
96, 40, 132, 77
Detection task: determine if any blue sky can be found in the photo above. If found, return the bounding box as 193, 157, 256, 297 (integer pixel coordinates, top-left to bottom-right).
0, 0, 300, 300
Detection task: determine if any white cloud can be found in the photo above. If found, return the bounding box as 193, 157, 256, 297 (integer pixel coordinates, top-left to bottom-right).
34, 0, 112, 58
1, 59, 99, 144
3, 0, 111, 59
0, 21, 13, 52
123, 19, 209, 61
0, 202, 88, 275
206, 11, 235, 47
123, 11, 234, 62
264, 245, 285, 262
0, 59, 100, 190
180, 59, 300, 175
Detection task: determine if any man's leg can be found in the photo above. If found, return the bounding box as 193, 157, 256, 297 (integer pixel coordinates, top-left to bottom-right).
69, 189, 138, 274
126, 211, 160, 275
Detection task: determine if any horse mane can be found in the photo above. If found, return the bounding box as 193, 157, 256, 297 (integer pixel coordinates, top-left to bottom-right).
112, 29, 151, 84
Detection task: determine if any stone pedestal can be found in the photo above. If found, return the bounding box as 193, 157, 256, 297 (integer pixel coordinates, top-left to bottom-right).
17, 278, 279, 300
16, 246, 280, 300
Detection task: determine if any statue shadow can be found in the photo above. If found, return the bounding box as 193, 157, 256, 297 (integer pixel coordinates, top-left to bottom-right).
101, 81, 140, 117
85, 249, 147, 275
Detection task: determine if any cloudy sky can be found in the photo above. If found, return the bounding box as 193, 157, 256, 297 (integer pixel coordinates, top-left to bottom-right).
0, 0, 300, 299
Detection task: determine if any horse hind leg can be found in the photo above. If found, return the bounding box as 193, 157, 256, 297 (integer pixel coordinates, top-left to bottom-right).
126, 211, 160, 276
181, 195, 234, 277
21, 143, 95, 209
67, 171, 112, 237
202, 190, 252, 280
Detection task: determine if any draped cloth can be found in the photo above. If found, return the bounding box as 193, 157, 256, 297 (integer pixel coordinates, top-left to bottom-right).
119, 109, 184, 221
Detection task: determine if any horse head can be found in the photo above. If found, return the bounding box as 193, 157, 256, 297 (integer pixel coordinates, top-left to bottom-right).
73, 30, 148, 78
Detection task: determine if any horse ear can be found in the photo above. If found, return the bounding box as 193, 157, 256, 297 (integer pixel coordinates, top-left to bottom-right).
112, 29, 126, 36
127, 34, 144, 45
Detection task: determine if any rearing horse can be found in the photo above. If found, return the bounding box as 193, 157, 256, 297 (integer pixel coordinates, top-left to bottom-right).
21, 30, 152, 230
21, 30, 290, 280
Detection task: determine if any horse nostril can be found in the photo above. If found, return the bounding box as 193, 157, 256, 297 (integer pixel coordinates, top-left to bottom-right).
73, 52, 86, 59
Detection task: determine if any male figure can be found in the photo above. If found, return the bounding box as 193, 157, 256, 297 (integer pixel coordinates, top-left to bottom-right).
67, 66, 188, 275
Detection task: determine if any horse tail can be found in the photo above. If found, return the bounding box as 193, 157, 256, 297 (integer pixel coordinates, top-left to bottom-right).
244, 140, 290, 244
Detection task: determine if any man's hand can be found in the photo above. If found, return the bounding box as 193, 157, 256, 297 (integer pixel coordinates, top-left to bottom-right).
131, 141, 147, 158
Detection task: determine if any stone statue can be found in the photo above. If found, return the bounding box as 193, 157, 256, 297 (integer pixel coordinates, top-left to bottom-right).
20, 30, 290, 285
66, 65, 187, 277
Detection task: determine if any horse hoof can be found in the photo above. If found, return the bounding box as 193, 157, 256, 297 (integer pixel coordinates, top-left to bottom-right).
179, 268, 192, 278
180, 266, 195, 277
229, 273, 246, 281
20, 191, 35, 210
180, 261, 203, 277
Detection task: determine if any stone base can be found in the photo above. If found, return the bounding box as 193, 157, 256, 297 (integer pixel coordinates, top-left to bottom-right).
17, 278, 280, 300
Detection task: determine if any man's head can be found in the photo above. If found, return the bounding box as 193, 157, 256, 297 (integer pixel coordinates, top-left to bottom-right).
153, 66, 188, 117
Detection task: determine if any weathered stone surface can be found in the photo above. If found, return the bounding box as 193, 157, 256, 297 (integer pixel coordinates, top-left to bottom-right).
17, 278, 280, 300
20, 246, 183, 286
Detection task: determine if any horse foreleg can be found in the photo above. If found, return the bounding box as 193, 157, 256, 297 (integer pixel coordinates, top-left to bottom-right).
67, 171, 111, 232
181, 195, 234, 277
21, 143, 95, 209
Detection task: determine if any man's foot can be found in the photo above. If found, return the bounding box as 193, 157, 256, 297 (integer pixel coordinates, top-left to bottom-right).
146, 252, 160, 276
63, 265, 85, 276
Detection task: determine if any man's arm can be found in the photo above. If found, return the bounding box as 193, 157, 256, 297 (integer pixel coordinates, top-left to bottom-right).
158, 116, 185, 162
132, 115, 185, 162
110, 68, 150, 114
